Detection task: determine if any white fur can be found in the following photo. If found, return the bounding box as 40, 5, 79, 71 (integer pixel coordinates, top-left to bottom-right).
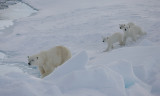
103, 32, 123, 52
28, 46, 71, 78
127, 22, 135, 26
120, 22, 146, 44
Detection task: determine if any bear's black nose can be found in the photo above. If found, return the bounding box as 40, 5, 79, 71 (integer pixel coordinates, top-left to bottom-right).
125, 29, 127, 31
28, 63, 31, 65
120, 27, 121, 29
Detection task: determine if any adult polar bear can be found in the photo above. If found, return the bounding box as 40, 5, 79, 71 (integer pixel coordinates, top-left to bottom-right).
28, 46, 71, 78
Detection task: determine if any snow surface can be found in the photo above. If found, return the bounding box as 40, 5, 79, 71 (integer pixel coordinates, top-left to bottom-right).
0, 0, 160, 96
0, 2, 37, 30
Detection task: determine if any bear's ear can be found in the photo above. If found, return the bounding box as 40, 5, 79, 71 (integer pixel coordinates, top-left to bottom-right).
37, 57, 38, 60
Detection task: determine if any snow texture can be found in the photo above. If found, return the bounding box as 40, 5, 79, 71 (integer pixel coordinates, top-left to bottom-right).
0, 0, 160, 96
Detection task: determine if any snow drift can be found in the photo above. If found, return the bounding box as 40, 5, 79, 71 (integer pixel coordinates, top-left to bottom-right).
1, 46, 160, 96
0, 0, 160, 96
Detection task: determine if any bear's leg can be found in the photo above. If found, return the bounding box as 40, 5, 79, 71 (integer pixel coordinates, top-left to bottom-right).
41, 69, 54, 78
104, 47, 109, 52
104, 43, 112, 52
41, 72, 51, 78
39, 66, 45, 75
123, 36, 127, 45
119, 37, 124, 46
41, 65, 54, 78
119, 40, 124, 46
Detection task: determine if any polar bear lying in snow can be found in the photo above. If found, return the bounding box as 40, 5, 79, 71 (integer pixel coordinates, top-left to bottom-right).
119, 22, 146, 45
28, 46, 71, 78
102, 32, 123, 52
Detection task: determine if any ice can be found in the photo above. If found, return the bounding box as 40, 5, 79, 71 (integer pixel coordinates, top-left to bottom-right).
0, 2, 36, 19
109, 60, 136, 88
151, 74, 160, 96
89, 46, 160, 95
0, 0, 160, 96
53, 67, 126, 96
0, 51, 5, 61
0, 65, 23, 76
126, 84, 152, 96
108, 60, 151, 89
45, 51, 126, 96
0, 2, 37, 30
0, 51, 126, 96
0, 71, 62, 96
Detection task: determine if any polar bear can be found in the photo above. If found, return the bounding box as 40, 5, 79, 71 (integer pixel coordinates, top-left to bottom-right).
102, 32, 123, 52
28, 46, 71, 78
128, 22, 146, 36
119, 22, 146, 45
120, 24, 137, 44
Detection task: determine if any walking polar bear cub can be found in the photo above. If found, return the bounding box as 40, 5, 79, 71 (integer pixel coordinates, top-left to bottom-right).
119, 22, 146, 44
102, 32, 123, 52
28, 46, 71, 78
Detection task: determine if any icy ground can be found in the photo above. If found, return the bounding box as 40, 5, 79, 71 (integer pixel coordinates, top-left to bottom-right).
0, 2, 37, 30
0, 0, 160, 96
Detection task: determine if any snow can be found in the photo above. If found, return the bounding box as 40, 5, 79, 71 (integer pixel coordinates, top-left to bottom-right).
0, 0, 160, 96
0, 2, 36, 30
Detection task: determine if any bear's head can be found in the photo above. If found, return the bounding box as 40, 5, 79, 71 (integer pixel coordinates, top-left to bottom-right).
102, 36, 109, 43
28, 55, 39, 66
119, 24, 126, 29
119, 24, 130, 32
123, 25, 130, 32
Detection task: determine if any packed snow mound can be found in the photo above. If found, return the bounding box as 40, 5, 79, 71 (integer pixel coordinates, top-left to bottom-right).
0, 46, 159, 96
108, 60, 152, 96
89, 46, 160, 83
0, 0, 160, 95
46, 51, 126, 96
89, 46, 160, 96
0, 72, 62, 96
0, 51, 125, 96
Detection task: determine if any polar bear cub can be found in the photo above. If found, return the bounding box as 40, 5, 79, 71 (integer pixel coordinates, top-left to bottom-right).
128, 22, 146, 36
28, 46, 71, 78
119, 22, 146, 44
102, 32, 123, 52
